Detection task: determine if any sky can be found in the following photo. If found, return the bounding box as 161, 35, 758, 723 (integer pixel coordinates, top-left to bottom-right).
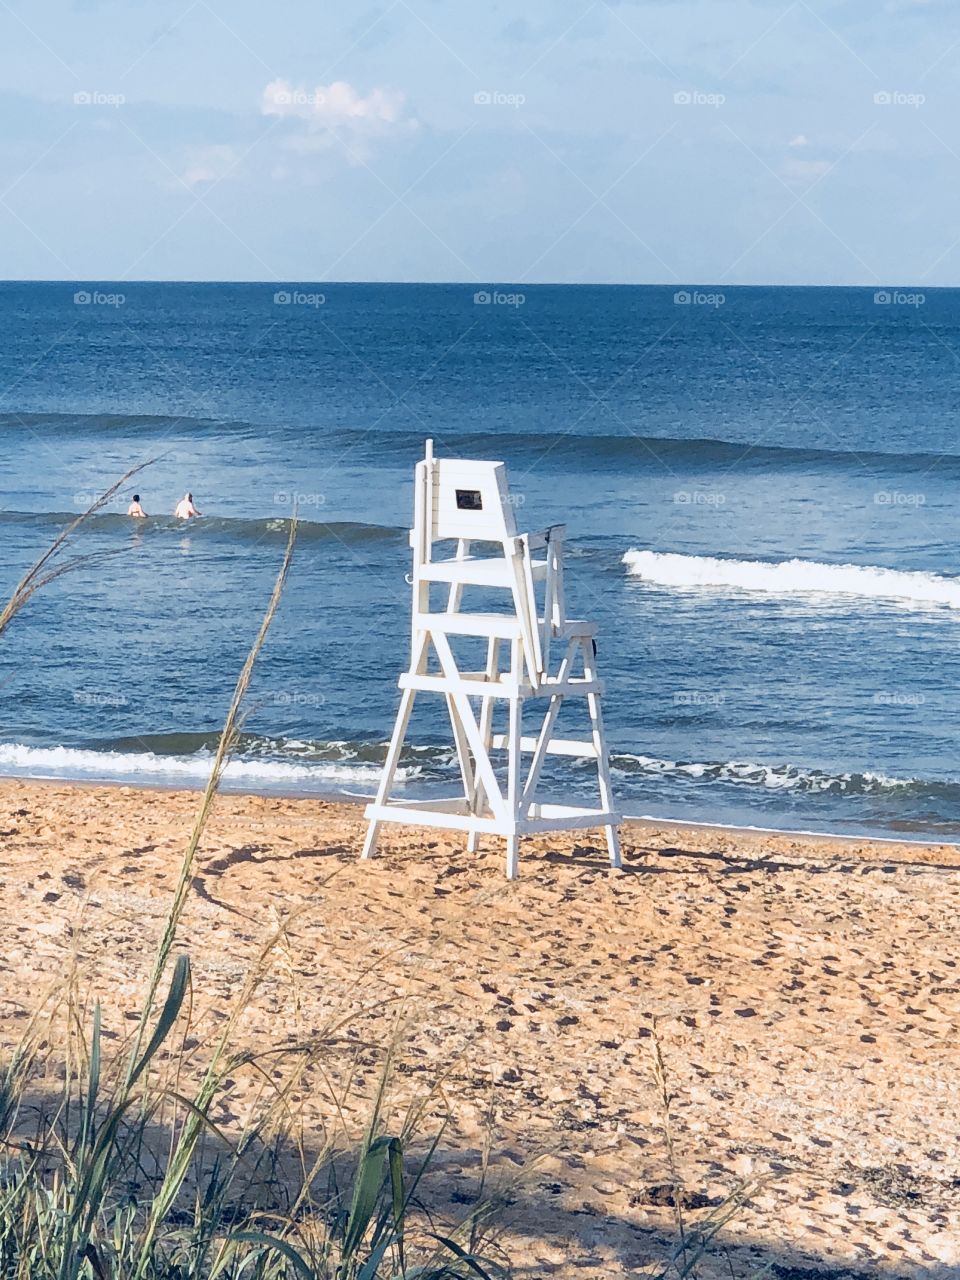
0, 0, 957, 285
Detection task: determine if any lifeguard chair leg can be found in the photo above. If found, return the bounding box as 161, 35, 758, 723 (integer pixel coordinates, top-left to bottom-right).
362, 686, 416, 860
467, 637, 501, 854
445, 691, 476, 836
581, 638, 622, 869
504, 676, 522, 879
506, 835, 519, 881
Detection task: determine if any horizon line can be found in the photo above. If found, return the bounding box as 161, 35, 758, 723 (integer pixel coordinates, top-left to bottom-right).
0, 278, 948, 290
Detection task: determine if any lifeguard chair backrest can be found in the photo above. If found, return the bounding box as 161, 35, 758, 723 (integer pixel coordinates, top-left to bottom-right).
430, 457, 517, 545
414, 442, 543, 682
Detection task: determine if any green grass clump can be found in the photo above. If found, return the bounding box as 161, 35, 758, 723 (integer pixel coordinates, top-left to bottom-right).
0, 500, 506, 1279
0, 968, 505, 1279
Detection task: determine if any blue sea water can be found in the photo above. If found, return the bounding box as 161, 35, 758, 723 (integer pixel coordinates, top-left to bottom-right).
2, 281, 960, 838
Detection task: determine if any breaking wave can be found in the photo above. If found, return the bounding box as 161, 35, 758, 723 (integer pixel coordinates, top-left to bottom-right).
1, 736, 953, 807
609, 752, 922, 796
0, 737, 444, 791
623, 550, 960, 610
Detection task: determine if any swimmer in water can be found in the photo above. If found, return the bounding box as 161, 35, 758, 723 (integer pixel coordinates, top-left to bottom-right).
127, 493, 147, 518
174, 491, 202, 519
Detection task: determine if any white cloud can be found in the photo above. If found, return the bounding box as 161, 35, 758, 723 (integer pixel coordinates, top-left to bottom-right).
788, 134, 809, 148
178, 144, 240, 190
261, 78, 417, 165
262, 78, 411, 129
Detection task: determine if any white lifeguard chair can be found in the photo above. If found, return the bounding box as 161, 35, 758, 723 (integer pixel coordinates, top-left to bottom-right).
362, 440, 621, 879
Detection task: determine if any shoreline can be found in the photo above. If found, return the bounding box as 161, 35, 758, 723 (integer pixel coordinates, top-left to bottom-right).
2, 768, 957, 853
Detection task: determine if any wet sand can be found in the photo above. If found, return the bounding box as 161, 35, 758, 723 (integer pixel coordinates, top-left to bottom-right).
1, 777, 958, 1277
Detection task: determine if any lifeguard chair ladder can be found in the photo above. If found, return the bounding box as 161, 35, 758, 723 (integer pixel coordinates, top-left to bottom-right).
362, 440, 621, 879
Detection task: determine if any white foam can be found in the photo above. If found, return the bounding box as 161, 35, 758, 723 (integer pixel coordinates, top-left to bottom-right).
0, 742, 920, 803
0, 743, 409, 788
623, 549, 960, 609
609, 752, 912, 794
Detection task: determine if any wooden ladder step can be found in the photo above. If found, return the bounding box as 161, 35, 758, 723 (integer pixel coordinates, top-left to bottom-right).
414, 611, 524, 639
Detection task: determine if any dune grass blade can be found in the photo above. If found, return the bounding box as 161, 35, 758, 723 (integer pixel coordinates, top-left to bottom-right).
218, 1229, 315, 1278
387, 1135, 405, 1268
126, 954, 191, 1092
63, 956, 192, 1279
339, 1134, 398, 1268
124, 512, 298, 1089
426, 1234, 501, 1279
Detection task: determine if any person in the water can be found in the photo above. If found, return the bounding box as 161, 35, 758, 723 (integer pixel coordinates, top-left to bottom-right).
174, 492, 202, 519
127, 493, 147, 518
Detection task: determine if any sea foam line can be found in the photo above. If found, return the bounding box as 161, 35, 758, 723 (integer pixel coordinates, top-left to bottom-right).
0, 742, 932, 801
0, 743, 413, 787
623, 549, 960, 609
608, 753, 913, 794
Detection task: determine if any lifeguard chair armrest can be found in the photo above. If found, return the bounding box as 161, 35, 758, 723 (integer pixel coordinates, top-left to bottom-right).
525, 523, 567, 549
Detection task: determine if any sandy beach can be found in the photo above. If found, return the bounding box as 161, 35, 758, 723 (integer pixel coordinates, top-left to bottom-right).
1, 777, 958, 1277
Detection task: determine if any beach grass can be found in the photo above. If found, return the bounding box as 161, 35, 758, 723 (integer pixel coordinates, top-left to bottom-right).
0, 497, 507, 1278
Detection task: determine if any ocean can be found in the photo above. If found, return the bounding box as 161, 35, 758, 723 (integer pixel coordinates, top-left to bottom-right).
2, 281, 960, 839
